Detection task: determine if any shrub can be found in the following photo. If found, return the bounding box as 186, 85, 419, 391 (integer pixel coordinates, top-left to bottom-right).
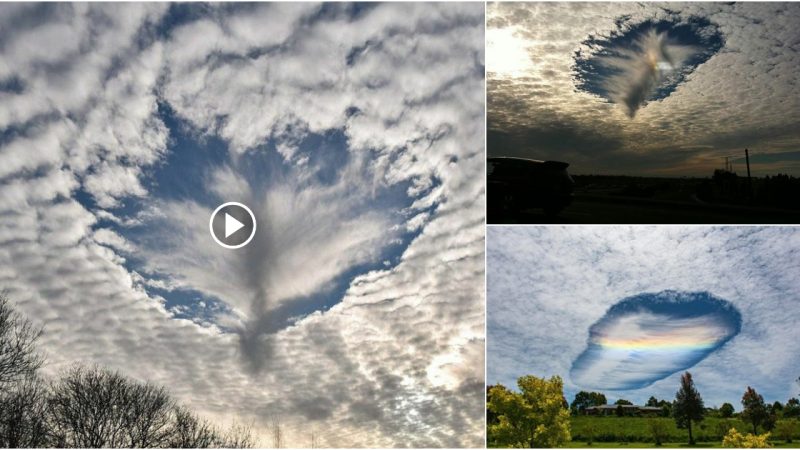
648, 419, 669, 446
775, 419, 799, 444
722, 427, 772, 448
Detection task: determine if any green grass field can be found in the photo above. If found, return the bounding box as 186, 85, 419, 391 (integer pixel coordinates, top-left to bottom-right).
567, 416, 800, 448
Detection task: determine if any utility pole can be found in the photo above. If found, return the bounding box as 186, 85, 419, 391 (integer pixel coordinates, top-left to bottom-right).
745, 148, 752, 198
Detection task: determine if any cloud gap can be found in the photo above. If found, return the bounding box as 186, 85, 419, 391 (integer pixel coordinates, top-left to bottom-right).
574, 16, 724, 117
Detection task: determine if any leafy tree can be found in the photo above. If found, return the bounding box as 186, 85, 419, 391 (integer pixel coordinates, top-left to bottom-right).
0, 293, 43, 385
616, 404, 624, 417
720, 403, 735, 419
646, 396, 659, 407
615, 398, 633, 405
742, 386, 770, 434
785, 398, 800, 418
673, 371, 705, 445
721, 428, 772, 448
570, 391, 606, 415
487, 375, 571, 447
774, 419, 798, 444
773, 401, 784, 414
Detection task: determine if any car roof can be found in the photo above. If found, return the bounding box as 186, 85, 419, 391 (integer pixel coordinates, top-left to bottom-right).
488, 157, 570, 169
488, 156, 545, 164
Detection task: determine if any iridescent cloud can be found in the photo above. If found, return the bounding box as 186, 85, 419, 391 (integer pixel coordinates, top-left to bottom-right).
570, 290, 741, 390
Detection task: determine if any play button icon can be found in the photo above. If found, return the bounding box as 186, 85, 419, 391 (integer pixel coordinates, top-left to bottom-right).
225, 213, 244, 238
209, 202, 256, 249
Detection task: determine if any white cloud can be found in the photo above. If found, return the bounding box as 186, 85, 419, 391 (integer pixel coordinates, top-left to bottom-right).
0, 3, 485, 447
488, 226, 800, 406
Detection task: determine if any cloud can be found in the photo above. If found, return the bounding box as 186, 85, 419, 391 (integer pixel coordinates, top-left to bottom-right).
487, 2, 800, 176
592, 29, 701, 118
487, 226, 800, 406
570, 290, 742, 390
0, 3, 485, 447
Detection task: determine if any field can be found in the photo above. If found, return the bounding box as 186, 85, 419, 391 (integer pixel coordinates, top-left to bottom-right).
567, 416, 800, 448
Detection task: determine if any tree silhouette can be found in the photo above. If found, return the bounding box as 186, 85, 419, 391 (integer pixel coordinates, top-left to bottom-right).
0, 292, 255, 448
0, 293, 43, 385
673, 372, 705, 445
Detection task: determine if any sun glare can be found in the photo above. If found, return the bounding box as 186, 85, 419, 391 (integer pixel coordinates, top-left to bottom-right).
486, 27, 535, 77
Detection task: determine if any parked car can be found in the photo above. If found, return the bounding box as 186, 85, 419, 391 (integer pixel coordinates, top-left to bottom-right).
488, 157, 574, 217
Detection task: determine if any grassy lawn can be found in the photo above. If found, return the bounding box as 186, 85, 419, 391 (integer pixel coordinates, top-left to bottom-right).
566, 416, 800, 448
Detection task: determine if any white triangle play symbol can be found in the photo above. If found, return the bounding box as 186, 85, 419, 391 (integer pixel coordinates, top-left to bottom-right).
225, 213, 245, 238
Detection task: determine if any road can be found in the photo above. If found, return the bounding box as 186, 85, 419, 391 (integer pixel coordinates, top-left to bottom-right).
488, 196, 800, 224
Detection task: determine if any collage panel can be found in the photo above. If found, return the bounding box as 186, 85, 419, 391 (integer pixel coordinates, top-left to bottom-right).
0, 2, 486, 448
487, 2, 800, 224
487, 226, 800, 448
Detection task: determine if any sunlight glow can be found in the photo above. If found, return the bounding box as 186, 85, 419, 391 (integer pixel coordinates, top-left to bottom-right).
486, 27, 535, 77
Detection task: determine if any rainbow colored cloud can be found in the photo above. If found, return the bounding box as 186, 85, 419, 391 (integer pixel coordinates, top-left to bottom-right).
570, 291, 742, 390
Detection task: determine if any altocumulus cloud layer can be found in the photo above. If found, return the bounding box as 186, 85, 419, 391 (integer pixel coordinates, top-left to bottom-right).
570, 291, 742, 390
487, 227, 800, 406
487, 2, 800, 176
0, 3, 485, 447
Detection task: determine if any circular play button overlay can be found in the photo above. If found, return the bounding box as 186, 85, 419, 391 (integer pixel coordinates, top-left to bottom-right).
209, 202, 256, 249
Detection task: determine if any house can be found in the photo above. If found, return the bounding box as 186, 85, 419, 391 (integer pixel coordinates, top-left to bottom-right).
585, 404, 663, 417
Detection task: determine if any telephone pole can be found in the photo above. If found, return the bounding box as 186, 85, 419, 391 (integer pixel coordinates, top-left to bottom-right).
745, 148, 752, 197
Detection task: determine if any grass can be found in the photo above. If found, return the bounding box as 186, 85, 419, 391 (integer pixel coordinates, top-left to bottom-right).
567, 416, 800, 448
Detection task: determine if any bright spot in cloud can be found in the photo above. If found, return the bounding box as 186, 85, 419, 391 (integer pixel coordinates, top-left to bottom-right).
486, 27, 535, 77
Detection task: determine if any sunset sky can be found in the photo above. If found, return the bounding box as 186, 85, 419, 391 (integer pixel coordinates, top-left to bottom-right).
487, 2, 800, 177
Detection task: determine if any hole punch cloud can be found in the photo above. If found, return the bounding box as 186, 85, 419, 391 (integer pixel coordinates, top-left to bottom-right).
570, 290, 742, 390
574, 17, 724, 117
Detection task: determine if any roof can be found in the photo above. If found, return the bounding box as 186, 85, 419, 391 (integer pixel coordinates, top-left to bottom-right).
585, 405, 662, 410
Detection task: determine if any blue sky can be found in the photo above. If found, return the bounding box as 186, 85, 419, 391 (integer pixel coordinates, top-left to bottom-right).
487, 226, 800, 410
0, 3, 485, 446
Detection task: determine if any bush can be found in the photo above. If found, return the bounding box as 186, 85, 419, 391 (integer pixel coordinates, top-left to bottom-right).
722, 427, 772, 448
775, 419, 799, 444
648, 419, 669, 446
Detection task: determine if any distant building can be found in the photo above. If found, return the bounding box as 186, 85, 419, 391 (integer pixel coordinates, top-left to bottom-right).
585, 404, 662, 417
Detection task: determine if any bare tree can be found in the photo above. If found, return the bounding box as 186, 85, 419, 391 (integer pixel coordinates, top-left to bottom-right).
47, 365, 175, 448
168, 405, 254, 448
167, 406, 219, 448
0, 375, 50, 447
269, 415, 283, 448
0, 292, 43, 386
218, 421, 255, 448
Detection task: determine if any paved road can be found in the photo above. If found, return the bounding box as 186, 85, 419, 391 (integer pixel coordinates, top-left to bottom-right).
488, 196, 800, 224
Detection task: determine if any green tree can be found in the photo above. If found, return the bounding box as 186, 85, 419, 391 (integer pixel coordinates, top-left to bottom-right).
487, 375, 571, 447
785, 398, 800, 418
570, 391, 606, 415
615, 398, 632, 405
742, 386, 769, 434
673, 371, 705, 445
774, 419, 798, 444
646, 396, 659, 407
720, 403, 735, 418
